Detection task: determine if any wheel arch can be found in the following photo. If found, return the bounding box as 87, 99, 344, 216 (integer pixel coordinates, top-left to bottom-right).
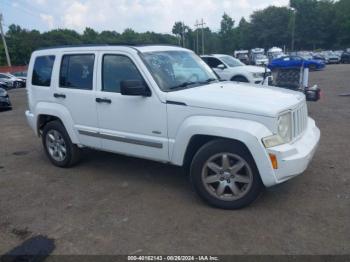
34, 102, 79, 144
183, 135, 252, 172
170, 116, 277, 187
231, 74, 249, 82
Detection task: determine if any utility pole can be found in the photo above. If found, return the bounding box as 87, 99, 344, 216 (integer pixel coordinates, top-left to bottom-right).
195, 18, 206, 55
200, 19, 206, 55
195, 20, 199, 54
182, 22, 186, 48
0, 13, 11, 67
290, 7, 296, 52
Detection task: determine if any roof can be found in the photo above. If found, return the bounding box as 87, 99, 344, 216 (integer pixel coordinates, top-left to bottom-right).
201, 54, 230, 58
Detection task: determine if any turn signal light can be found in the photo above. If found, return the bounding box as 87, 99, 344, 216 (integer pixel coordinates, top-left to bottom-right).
269, 154, 278, 169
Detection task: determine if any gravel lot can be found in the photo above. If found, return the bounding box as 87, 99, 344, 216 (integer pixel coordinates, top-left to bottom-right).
0, 65, 349, 255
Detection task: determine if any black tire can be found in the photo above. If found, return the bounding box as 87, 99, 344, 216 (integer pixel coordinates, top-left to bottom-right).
232, 76, 249, 83
14, 81, 21, 89
309, 64, 317, 71
42, 120, 81, 168
190, 139, 264, 209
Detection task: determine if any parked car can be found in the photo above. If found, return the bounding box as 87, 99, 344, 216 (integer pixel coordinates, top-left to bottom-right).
267, 47, 285, 62
0, 87, 12, 111
322, 51, 341, 64
298, 53, 314, 61
0, 73, 26, 88
253, 54, 269, 66
268, 56, 325, 71
234, 50, 249, 64
201, 54, 270, 84
25, 45, 320, 209
249, 48, 268, 66
12, 71, 27, 82
312, 54, 327, 64
340, 52, 350, 64
334, 50, 344, 57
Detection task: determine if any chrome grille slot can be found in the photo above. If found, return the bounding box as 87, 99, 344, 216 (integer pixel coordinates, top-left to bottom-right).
292, 102, 308, 139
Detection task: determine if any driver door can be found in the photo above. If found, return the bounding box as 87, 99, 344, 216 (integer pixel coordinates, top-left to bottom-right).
95, 52, 169, 162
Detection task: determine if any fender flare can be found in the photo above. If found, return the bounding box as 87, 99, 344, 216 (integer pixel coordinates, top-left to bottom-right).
34, 102, 79, 144
231, 74, 249, 82
170, 116, 277, 187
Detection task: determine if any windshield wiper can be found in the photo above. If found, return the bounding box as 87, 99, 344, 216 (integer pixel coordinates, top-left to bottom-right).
200, 78, 218, 84
169, 81, 198, 90
169, 78, 218, 90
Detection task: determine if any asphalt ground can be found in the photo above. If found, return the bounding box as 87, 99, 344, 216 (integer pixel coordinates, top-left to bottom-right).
0, 64, 349, 255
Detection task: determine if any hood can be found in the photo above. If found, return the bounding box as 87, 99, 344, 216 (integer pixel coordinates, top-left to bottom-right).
166, 81, 304, 117
242, 65, 268, 73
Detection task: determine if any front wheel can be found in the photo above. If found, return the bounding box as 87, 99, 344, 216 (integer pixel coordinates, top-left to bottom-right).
190, 139, 264, 209
14, 81, 21, 88
231, 76, 249, 83
42, 120, 81, 167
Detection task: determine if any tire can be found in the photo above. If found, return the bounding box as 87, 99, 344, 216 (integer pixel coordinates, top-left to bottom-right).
232, 76, 249, 83
190, 139, 264, 209
309, 64, 317, 71
42, 120, 81, 168
14, 81, 21, 89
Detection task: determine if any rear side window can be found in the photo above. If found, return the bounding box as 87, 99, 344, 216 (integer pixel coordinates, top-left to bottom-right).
60, 54, 94, 90
205, 57, 222, 68
32, 56, 55, 86
102, 55, 143, 93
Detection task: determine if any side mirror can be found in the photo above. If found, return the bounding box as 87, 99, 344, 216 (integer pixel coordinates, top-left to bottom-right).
120, 80, 151, 97
217, 64, 226, 70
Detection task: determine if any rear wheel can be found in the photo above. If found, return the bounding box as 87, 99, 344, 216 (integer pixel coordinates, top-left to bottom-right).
190, 139, 264, 209
232, 76, 249, 83
42, 120, 81, 167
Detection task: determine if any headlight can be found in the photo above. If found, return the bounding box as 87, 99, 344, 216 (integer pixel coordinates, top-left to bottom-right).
252, 73, 263, 78
262, 112, 292, 148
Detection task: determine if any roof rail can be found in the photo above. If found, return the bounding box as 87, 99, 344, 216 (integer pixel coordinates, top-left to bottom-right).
36, 43, 181, 51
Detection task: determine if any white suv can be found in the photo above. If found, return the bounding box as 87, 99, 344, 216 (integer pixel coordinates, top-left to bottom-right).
201, 54, 270, 84
25, 45, 320, 209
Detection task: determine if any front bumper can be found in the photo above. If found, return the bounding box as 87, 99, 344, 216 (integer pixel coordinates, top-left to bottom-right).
266, 117, 320, 184
25, 110, 36, 135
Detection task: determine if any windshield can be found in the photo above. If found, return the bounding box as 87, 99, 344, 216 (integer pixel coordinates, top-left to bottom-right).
220, 56, 244, 67
142, 51, 218, 92
256, 54, 267, 59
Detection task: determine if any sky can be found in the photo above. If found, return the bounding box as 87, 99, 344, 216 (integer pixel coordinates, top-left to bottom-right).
1, 0, 289, 33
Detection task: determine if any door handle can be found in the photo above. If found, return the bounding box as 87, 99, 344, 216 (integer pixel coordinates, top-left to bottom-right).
96, 97, 112, 104
54, 93, 66, 99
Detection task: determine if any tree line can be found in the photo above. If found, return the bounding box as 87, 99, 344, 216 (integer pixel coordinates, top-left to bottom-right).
1, 0, 349, 66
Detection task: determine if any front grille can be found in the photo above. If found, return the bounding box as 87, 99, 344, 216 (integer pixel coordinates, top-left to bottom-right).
292, 102, 308, 139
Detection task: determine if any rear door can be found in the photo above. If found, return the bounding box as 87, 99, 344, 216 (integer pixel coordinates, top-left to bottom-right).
204, 57, 232, 80
53, 52, 101, 149
95, 51, 169, 162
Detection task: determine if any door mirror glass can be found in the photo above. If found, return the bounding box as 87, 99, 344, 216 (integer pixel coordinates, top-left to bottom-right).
217, 64, 226, 70
120, 80, 151, 97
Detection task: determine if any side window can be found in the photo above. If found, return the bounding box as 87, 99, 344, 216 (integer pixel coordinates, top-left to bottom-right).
102, 54, 143, 93
32, 56, 55, 86
60, 54, 94, 90
207, 58, 222, 68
